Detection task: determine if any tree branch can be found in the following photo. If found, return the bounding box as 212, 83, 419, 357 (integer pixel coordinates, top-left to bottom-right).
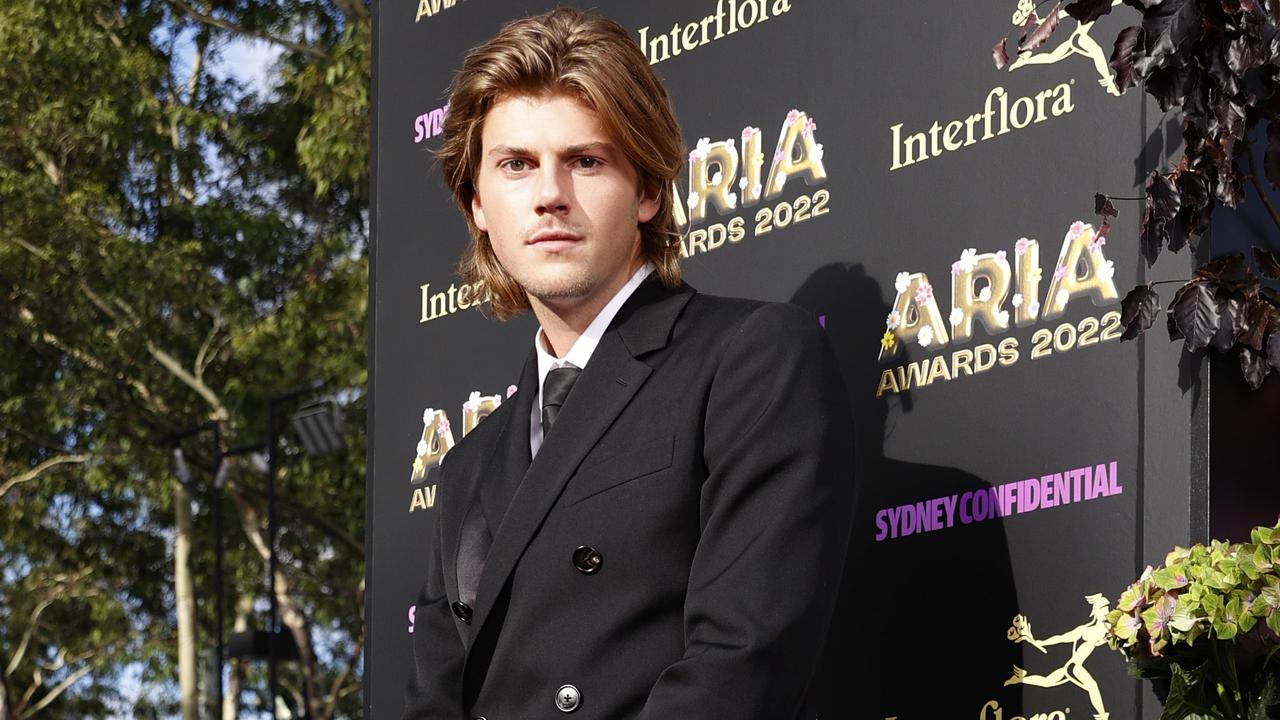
166, 0, 328, 60
146, 341, 229, 420
1245, 142, 1280, 233
323, 592, 364, 716
0, 455, 87, 500
17, 664, 92, 720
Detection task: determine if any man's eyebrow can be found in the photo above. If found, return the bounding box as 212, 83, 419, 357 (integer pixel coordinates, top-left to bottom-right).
488, 144, 530, 158
486, 142, 614, 157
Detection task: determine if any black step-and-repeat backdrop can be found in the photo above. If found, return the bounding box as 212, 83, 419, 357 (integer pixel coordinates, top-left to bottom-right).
369, 1, 1207, 717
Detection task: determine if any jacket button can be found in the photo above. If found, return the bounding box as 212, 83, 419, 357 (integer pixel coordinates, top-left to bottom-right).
555, 684, 581, 712
452, 601, 473, 624
572, 546, 603, 574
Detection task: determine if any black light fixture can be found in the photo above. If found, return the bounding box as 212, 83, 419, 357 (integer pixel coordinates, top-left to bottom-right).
289, 398, 344, 456
227, 628, 301, 662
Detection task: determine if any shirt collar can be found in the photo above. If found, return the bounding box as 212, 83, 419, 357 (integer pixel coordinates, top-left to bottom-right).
534, 262, 654, 386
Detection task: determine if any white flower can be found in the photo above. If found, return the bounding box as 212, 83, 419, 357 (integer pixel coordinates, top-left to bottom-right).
696, 137, 711, 155
725, 192, 738, 209
687, 191, 698, 209
739, 177, 749, 191
886, 310, 901, 330
726, 138, 735, 149
1098, 260, 1116, 281
813, 143, 824, 161
415, 440, 428, 456
774, 174, 786, 191
752, 183, 762, 196
996, 310, 1010, 325
1056, 289, 1070, 308
978, 286, 992, 303
422, 408, 434, 423
1067, 220, 1087, 239
894, 272, 911, 293
1012, 293, 1024, 308
959, 248, 979, 272
918, 325, 935, 348
996, 250, 1007, 263
950, 308, 964, 326
1028, 300, 1041, 316
710, 170, 723, 185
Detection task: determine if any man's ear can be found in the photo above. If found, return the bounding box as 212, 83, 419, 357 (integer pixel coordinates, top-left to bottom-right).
637, 180, 660, 224
470, 186, 488, 232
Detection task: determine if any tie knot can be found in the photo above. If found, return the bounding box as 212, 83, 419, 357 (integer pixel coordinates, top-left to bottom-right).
541, 365, 581, 438
543, 365, 581, 409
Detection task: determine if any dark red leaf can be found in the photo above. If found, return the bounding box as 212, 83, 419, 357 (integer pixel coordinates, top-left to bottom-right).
1267, 323, 1280, 369
1019, 3, 1063, 53
1140, 206, 1164, 267
1147, 64, 1196, 112
1177, 170, 1210, 211
1139, 0, 1202, 70
1239, 345, 1272, 389
993, 37, 1010, 70
1168, 306, 1185, 341
1065, 0, 1116, 23
1171, 280, 1222, 352
1195, 253, 1251, 287
1099, 220, 1111, 240
1146, 170, 1182, 225
1213, 296, 1242, 351
1236, 296, 1271, 350
1227, 35, 1264, 78
1095, 193, 1119, 218
1255, 247, 1280, 279
1167, 210, 1193, 253
1120, 284, 1162, 341
1018, 11, 1040, 46
1110, 26, 1146, 93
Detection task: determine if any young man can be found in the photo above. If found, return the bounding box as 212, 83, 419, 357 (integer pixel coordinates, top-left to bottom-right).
404, 8, 855, 719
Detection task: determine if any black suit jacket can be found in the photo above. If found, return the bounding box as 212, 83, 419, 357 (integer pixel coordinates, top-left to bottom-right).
404, 278, 855, 719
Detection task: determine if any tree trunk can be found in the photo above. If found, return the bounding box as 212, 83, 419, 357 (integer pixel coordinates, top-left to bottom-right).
223, 594, 253, 720
174, 476, 199, 720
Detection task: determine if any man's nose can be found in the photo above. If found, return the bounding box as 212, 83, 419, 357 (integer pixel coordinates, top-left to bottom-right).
534, 164, 570, 216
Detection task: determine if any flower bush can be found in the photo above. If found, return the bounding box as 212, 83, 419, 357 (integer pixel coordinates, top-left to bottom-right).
1106, 518, 1280, 719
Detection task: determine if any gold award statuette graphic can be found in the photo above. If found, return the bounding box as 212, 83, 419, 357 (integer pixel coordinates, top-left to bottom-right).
999, 594, 1112, 720
408, 389, 511, 512
1006, 0, 1123, 96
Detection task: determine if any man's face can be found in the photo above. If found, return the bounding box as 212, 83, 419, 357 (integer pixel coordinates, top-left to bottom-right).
472, 93, 659, 313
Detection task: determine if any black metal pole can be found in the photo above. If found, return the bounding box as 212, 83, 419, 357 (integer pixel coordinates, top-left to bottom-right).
267, 398, 278, 719
212, 421, 224, 718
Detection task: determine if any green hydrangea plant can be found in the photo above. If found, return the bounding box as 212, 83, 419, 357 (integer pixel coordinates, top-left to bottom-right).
1106, 518, 1280, 720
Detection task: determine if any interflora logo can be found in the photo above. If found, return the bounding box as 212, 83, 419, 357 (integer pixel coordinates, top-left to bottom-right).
888, 0, 1122, 171
1005, 0, 1123, 97
415, 0, 466, 23
994, 596, 1113, 720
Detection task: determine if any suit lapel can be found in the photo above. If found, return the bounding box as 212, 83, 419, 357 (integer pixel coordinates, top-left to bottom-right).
465, 280, 696, 649
439, 352, 536, 643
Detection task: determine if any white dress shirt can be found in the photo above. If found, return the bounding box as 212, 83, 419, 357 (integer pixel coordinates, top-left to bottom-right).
530, 262, 654, 457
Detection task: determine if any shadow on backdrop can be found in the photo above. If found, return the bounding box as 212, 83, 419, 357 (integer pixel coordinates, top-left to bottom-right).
790, 263, 1024, 718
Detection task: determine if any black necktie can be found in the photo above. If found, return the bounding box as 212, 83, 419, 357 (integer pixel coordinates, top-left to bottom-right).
541, 365, 581, 438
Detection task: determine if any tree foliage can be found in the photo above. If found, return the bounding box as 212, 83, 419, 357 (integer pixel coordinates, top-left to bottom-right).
995, 0, 1280, 389
0, 0, 369, 716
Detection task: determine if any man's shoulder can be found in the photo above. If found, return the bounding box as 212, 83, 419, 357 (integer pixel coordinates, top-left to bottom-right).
680, 291, 822, 346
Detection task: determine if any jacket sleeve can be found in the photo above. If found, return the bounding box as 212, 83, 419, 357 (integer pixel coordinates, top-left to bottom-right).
637, 302, 856, 720
402, 508, 466, 719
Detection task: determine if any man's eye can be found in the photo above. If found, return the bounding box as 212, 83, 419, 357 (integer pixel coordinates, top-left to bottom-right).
575, 157, 599, 169
502, 159, 527, 171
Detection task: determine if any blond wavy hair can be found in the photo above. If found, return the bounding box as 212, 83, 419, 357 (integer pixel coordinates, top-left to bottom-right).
437, 7, 685, 320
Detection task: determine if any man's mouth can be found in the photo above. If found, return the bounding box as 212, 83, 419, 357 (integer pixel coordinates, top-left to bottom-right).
528, 230, 582, 248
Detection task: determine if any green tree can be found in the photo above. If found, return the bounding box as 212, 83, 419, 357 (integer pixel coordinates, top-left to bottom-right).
0, 0, 369, 716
